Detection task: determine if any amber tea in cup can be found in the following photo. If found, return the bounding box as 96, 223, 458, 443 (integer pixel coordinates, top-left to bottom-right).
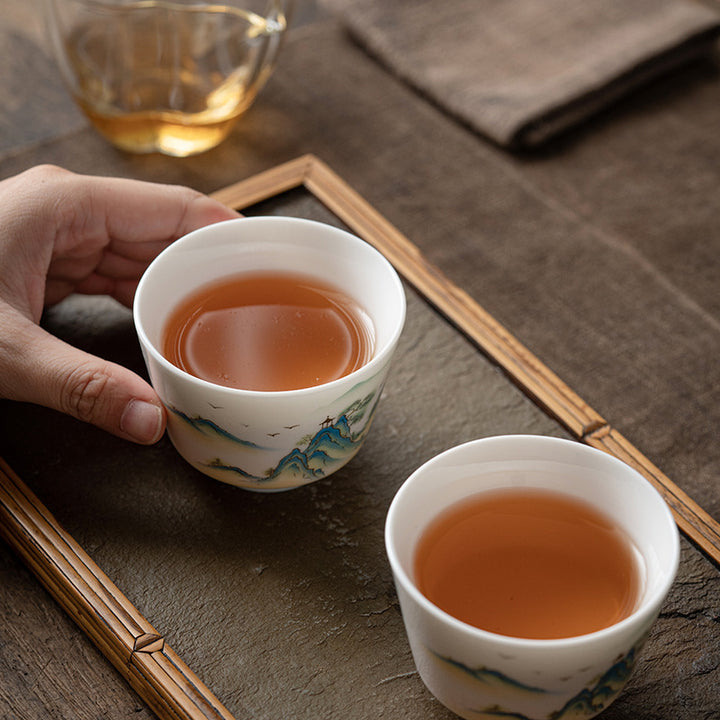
414, 487, 641, 640
162, 270, 374, 391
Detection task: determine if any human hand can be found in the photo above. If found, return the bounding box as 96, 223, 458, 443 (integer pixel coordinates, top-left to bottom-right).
0, 165, 239, 444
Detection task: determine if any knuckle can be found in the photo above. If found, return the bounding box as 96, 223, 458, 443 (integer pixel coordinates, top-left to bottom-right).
23, 164, 71, 187
31, 163, 66, 177
61, 363, 111, 422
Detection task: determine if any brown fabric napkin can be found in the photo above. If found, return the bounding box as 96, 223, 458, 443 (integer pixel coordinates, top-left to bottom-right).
320, 0, 720, 148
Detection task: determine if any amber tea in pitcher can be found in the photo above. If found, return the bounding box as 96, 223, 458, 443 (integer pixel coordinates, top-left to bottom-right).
46, 0, 290, 156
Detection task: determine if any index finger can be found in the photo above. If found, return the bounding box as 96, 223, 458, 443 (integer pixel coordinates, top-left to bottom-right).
78, 173, 241, 249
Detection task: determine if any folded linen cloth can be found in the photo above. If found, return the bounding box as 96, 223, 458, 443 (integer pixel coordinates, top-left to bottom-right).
321, 0, 720, 148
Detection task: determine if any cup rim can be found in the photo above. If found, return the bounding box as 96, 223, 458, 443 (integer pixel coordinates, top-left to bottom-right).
133, 216, 407, 398
385, 434, 680, 649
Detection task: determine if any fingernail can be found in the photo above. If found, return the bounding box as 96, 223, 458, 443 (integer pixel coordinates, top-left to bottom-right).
121, 400, 164, 444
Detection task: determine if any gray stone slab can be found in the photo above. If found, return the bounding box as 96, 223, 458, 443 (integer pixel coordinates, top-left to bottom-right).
1, 198, 718, 719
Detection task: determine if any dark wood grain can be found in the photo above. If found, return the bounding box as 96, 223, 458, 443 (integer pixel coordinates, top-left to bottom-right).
0, 543, 156, 720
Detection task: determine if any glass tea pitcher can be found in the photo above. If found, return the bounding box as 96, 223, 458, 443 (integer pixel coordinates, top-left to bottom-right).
44, 0, 292, 156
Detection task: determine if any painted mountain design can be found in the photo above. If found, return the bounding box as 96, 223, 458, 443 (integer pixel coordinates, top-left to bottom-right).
169, 407, 270, 450
546, 648, 636, 719
430, 652, 548, 697
172, 389, 380, 486
431, 642, 639, 720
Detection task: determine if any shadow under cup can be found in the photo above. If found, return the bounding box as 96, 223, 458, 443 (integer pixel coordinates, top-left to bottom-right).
133, 216, 406, 491
385, 435, 680, 720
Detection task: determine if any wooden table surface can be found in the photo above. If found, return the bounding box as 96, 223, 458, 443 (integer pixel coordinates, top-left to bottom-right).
1, 1, 719, 718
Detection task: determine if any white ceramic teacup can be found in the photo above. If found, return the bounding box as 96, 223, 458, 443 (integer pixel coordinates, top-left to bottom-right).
134, 216, 406, 491
385, 435, 679, 720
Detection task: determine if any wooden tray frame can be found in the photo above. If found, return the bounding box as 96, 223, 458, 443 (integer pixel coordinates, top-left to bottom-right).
1, 154, 718, 720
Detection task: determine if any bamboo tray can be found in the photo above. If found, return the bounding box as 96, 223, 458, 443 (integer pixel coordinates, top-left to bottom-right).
1, 155, 718, 720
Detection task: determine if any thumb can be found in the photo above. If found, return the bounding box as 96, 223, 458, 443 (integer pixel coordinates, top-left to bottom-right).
1, 315, 166, 444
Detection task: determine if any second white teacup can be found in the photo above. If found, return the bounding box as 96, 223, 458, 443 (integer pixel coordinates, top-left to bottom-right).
386, 435, 679, 719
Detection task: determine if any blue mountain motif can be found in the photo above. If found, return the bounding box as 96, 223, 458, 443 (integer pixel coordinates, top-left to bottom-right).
547, 647, 636, 719
273, 447, 325, 480
201, 389, 381, 485
169, 407, 269, 450
306, 416, 355, 454
433, 641, 640, 720
431, 652, 548, 695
